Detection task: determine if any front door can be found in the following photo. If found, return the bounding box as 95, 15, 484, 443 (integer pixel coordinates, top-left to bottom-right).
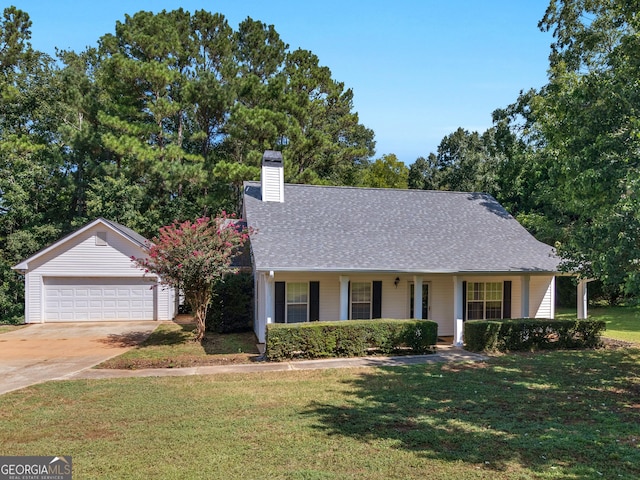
409, 283, 430, 319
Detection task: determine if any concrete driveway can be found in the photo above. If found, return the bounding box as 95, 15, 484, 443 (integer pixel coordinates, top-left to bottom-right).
0, 322, 158, 395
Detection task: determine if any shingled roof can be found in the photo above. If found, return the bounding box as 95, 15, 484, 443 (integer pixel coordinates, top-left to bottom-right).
243, 182, 559, 273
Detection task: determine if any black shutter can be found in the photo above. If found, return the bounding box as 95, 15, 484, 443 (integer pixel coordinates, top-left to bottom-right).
462, 281, 467, 321
503, 281, 512, 319
275, 282, 285, 323
372, 281, 382, 319
309, 281, 320, 321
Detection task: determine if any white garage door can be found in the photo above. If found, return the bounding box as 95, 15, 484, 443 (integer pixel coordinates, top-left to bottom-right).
44, 277, 155, 321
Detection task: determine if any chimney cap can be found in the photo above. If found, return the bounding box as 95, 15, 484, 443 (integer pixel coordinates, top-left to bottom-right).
262, 150, 283, 167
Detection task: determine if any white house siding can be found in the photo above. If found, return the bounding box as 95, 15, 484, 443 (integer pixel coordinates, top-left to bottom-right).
23, 223, 173, 323
156, 284, 177, 321
531, 275, 555, 318
254, 272, 556, 342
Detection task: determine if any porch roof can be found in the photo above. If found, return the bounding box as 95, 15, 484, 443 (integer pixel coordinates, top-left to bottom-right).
243, 182, 560, 274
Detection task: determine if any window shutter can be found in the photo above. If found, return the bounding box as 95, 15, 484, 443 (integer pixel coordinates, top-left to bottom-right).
462, 281, 467, 321
503, 281, 512, 319
309, 281, 320, 321
372, 281, 382, 319
275, 282, 285, 323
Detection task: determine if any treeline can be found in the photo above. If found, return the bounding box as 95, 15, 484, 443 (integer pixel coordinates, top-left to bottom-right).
1, 7, 378, 319
1, 1, 639, 320
406, 0, 640, 305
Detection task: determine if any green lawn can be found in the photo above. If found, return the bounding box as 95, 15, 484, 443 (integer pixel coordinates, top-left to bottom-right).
100, 307, 640, 369
2, 348, 639, 479
97, 322, 260, 369
557, 305, 640, 344
3, 307, 637, 478
0, 324, 26, 334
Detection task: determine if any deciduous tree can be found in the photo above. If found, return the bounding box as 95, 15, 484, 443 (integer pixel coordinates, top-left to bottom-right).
134, 215, 250, 341
360, 154, 408, 189
532, 0, 640, 293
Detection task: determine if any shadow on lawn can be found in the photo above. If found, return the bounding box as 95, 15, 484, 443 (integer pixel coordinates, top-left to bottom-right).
98, 324, 194, 348
305, 348, 640, 477
201, 330, 260, 356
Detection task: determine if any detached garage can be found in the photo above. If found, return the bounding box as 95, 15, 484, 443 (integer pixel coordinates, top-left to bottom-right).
13, 218, 176, 323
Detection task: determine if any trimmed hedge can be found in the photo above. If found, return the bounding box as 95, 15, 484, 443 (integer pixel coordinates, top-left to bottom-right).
266, 319, 438, 361
464, 318, 606, 353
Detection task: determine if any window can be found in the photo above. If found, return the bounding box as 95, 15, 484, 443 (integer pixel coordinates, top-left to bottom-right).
410, 283, 429, 319
467, 282, 502, 320
286, 283, 308, 323
95, 231, 107, 246
351, 282, 371, 319
275, 281, 319, 323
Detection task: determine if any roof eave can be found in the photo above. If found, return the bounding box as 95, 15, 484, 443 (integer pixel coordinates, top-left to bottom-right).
11, 218, 149, 273
253, 266, 561, 275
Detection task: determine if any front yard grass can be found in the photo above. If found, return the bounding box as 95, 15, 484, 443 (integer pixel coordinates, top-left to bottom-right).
1, 348, 639, 479
97, 321, 260, 369
101, 306, 640, 369
0, 324, 27, 334
557, 305, 640, 344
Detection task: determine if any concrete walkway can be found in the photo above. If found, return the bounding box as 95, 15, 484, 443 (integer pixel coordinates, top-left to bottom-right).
68, 346, 488, 381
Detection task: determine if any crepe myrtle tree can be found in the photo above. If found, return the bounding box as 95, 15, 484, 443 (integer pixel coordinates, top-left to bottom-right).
134, 214, 250, 341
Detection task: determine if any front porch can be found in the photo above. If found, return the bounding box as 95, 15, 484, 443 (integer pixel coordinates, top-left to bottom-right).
254, 271, 565, 344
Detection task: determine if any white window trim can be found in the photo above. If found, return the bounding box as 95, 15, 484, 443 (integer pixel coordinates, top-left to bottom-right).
466, 281, 503, 320
350, 281, 372, 320
286, 282, 309, 324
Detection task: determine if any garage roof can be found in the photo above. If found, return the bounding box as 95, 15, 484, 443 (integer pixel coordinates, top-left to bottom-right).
12, 218, 149, 272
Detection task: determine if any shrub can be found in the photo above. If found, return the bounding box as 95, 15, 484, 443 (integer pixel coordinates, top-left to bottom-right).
206, 272, 253, 333
266, 319, 438, 361
464, 318, 606, 353
0, 314, 24, 325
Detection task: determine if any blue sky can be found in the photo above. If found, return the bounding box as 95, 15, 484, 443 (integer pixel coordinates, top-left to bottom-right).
12, 0, 554, 164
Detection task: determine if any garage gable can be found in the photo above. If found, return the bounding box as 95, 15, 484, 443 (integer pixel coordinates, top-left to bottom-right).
12, 218, 176, 323
13, 218, 148, 275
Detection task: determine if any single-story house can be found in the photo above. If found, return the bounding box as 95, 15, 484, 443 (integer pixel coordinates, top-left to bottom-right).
243, 151, 589, 345
12, 218, 176, 323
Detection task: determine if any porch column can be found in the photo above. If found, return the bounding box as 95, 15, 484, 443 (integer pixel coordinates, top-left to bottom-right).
453, 276, 464, 346
549, 276, 556, 319
413, 276, 423, 319
339, 275, 349, 320
577, 279, 588, 319
521, 275, 530, 318
264, 271, 275, 325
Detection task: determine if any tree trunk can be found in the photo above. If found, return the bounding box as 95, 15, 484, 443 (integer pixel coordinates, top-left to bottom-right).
188, 290, 211, 342
194, 301, 208, 342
